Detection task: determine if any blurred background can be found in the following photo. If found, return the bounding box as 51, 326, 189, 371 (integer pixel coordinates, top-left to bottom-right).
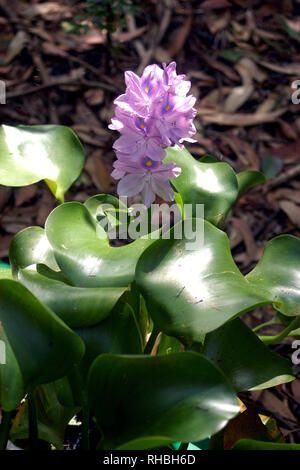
1, 0, 300, 443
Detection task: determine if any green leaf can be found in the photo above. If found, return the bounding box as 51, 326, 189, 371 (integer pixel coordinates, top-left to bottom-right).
204, 318, 294, 391
0, 280, 84, 411
236, 170, 266, 197
9, 383, 79, 450
88, 352, 239, 449
246, 235, 300, 317
261, 154, 283, 180
15, 267, 126, 328
45, 202, 157, 288
0, 125, 85, 201
9, 226, 60, 276
84, 193, 131, 232
136, 219, 268, 343
164, 147, 238, 226
75, 300, 142, 381
232, 439, 300, 450
137, 220, 300, 344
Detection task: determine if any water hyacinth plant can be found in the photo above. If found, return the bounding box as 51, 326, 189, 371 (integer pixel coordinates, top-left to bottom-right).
0, 62, 300, 451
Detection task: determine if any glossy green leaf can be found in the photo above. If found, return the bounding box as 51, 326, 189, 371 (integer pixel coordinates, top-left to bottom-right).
232, 439, 300, 450
0, 280, 85, 411
45, 202, 157, 288
165, 146, 238, 226
9, 226, 59, 276
75, 300, 142, 381
88, 352, 239, 449
204, 318, 294, 391
84, 194, 131, 233
136, 219, 268, 343
9, 383, 78, 450
15, 267, 126, 328
246, 235, 300, 317
0, 125, 85, 201
236, 170, 266, 197
137, 220, 300, 344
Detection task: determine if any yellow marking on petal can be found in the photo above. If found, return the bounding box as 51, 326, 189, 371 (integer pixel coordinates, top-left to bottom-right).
145, 85, 149, 93
165, 104, 170, 111
140, 122, 145, 129
146, 159, 153, 167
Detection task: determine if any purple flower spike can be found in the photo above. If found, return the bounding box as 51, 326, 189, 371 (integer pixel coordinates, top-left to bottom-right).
109, 61, 196, 204
115, 156, 182, 208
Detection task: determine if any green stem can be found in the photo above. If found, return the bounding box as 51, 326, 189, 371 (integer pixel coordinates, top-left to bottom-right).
253, 319, 276, 333
144, 327, 159, 355
0, 410, 13, 450
259, 316, 300, 345
28, 391, 38, 450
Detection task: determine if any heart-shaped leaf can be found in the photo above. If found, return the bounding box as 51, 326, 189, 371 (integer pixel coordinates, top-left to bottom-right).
45, 202, 157, 288
164, 146, 239, 226
246, 235, 300, 317
16, 267, 126, 328
0, 125, 85, 202
204, 318, 294, 391
136, 220, 300, 344
136, 219, 268, 343
9, 226, 59, 276
88, 352, 239, 449
236, 170, 266, 197
0, 280, 84, 411
75, 300, 142, 381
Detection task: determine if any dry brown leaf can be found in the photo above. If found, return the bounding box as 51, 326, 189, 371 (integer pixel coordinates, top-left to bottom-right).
277, 119, 298, 141
279, 200, 300, 228
14, 185, 37, 207
84, 89, 104, 106
271, 189, 300, 204
224, 84, 254, 113
255, 93, 280, 114
0, 187, 12, 212
259, 391, 296, 424
200, 0, 231, 8
23, 2, 70, 17
199, 107, 287, 126
206, 10, 230, 35
268, 143, 300, 160
228, 217, 257, 260
85, 152, 112, 192
222, 134, 260, 169
114, 26, 148, 43
259, 60, 300, 75
5, 31, 29, 64
168, 14, 193, 57
0, 235, 13, 258
201, 54, 240, 81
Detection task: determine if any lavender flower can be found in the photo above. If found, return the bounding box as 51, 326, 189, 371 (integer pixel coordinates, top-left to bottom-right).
109, 62, 196, 205
112, 155, 181, 208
